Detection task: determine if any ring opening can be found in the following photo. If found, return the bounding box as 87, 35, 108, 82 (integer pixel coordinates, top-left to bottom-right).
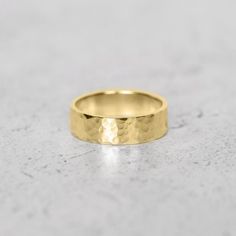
75, 90, 163, 117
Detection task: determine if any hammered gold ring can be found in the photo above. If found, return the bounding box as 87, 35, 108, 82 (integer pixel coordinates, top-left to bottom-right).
70, 89, 168, 145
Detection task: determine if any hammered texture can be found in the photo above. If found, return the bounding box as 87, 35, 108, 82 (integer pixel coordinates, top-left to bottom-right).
70, 109, 168, 145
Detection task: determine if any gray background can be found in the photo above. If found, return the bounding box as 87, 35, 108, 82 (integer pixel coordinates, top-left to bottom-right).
0, 0, 236, 235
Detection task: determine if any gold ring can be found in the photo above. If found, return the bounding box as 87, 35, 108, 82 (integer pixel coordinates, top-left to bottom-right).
70, 89, 168, 145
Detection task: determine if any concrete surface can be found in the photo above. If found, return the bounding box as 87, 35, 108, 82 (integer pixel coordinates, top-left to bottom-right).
0, 0, 236, 235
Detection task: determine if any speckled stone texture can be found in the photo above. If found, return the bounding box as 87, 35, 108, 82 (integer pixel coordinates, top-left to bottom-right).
1, 0, 236, 236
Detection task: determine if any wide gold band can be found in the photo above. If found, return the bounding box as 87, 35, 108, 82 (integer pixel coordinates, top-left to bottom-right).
70, 90, 168, 145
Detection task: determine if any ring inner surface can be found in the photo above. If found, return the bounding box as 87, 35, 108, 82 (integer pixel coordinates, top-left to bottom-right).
76, 91, 163, 117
